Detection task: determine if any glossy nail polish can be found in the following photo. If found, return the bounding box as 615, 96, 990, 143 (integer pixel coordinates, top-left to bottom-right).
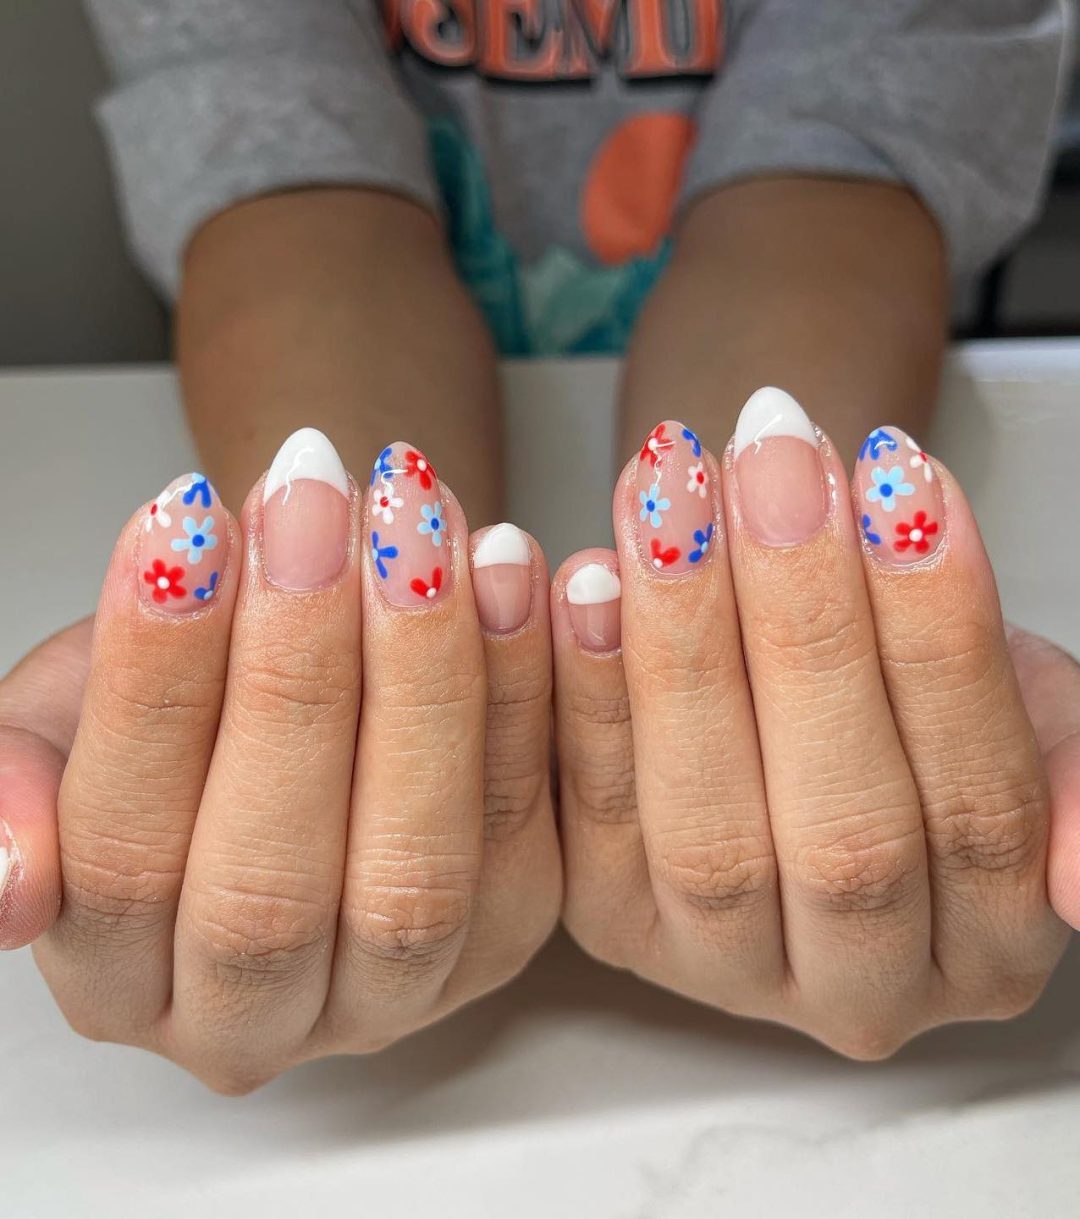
368, 442, 451, 607
0, 835, 12, 903
472, 523, 532, 633
855, 426, 944, 566
138, 471, 227, 613
733, 387, 827, 547
263, 428, 351, 590
566, 563, 621, 652
635, 420, 715, 574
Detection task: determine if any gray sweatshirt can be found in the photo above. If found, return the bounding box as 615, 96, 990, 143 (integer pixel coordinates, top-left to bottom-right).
85, 0, 1071, 354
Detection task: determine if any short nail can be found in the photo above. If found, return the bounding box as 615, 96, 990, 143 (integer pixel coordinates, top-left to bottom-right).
733, 387, 827, 547
368, 442, 451, 606
472, 523, 532, 633
855, 426, 943, 565
636, 420, 716, 574
0, 840, 12, 903
566, 563, 621, 652
262, 428, 350, 590
139, 471, 228, 612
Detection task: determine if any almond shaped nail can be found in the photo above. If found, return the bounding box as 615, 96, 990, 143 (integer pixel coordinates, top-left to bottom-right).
566, 563, 621, 652
138, 472, 226, 613
636, 420, 715, 574
855, 426, 943, 565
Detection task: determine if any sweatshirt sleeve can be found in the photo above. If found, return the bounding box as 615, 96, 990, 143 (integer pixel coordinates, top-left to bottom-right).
682, 0, 1071, 278
84, 0, 438, 299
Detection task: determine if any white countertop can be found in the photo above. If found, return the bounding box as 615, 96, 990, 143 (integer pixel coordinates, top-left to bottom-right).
2, 346, 1079, 1217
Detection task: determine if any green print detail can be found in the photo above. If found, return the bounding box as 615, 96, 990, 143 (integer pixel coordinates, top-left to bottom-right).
428, 118, 670, 356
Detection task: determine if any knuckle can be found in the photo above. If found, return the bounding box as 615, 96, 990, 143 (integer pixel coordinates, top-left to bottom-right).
372, 667, 486, 725
484, 769, 549, 842
654, 834, 776, 915
791, 822, 924, 917
924, 780, 1047, 879
95, 660, 223, 736
233, 640, 358, 730
749, 594, 872, 676
565, 760, 638, 826
344, 877, 471, 968
565, 688, 632, 731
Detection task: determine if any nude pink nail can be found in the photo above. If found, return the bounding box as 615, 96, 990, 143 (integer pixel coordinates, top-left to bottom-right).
138, 471, 228, 613
855, 426, 944, 566
368, 441, 451, 607
733, 387, 827, 547
262, 428, 351, 590
472, 523, 532, 633
566, 563, 621, 652
635, 420, 715, 574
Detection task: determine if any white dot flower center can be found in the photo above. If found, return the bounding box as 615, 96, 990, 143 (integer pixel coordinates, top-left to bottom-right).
910, 529, 924, 542
157, 576, 170, 590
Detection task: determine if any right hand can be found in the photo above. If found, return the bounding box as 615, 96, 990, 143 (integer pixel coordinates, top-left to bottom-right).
0, 434, 560, 1093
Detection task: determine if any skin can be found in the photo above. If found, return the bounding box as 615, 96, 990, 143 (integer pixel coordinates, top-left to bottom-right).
2, 178, 1079, 1077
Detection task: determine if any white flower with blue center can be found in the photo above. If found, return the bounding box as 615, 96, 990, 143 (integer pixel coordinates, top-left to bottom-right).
171, 515, 218, 564
865, 467, 914, 513
639, 482, 671, 529
418, 501, 446, 547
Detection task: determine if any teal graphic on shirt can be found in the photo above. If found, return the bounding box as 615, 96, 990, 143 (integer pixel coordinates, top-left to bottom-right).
429, 118, 671, 356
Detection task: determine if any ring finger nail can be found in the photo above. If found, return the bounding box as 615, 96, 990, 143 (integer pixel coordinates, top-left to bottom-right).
472, 523, 532, 633
368, 441, 451, 606
263, 428, 351, 590
566, 562, 622, 652
855, 426, 944, 565
733, 387, 827, 547
636, 420, 715, 574
138, 471, 228, 613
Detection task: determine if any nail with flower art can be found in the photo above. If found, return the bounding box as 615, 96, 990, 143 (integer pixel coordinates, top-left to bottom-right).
368, 442, 452, 606
635, 418, 715, 576
855, 425, 944, 567
138, 472, 229, 614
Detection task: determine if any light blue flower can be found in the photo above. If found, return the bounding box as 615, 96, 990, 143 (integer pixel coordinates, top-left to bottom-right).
171, 515, 218, 564
194, 571, 219, 601
689, 523, 714, 563
638, 482, 671, 529
418, 501, 446, 547
865, 467, 914, 513
371, 531, 398, 579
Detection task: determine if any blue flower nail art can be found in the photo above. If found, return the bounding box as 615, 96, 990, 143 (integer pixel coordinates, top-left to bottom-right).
194, 571, 219, 601
638, 482, 671, 529
418, 501, 446, 547
170, 515, 218, 564
860, 514, 882, 546
688, 522, 714, 563
370, 446, 394, 486
182, 475, 212, 508
865, 467, 915, 513
682, 426, 702, 458
371, 531, 399, 578
859, 429, 899, 462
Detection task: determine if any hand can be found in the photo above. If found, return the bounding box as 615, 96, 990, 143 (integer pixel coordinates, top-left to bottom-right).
1, 433, 559, 1092
553, 392, 1074, 1059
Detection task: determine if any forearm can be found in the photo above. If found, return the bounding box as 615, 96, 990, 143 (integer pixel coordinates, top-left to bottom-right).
620, 177, 948, 462
177, 189, 503, 522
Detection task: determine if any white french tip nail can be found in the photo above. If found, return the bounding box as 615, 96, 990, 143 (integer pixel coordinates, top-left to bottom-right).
567, 563, 621, 606
473, 523, 531, 569
263, 427, 349, 504
733, 387, 818, 458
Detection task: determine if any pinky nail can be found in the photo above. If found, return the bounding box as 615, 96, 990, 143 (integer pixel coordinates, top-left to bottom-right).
566, 563, 621, 652
855, 426, 944, 565
138, 472, 227, 613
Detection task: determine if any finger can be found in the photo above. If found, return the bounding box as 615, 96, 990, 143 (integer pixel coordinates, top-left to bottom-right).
170, 430, 360, 1088
1008, 627, 1080, 930
36, 473, 237, 1039
854, 427, 1067, 1012
0, 618, 93, 949
552, 549, 656, 969
725, 389, 931, 1047
444, 524, 561, 1004
320, 442, 487, 1049
613, 421, 782, 1006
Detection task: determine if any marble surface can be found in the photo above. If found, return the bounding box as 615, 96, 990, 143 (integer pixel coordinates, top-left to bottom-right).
2, 346, 1079, 1216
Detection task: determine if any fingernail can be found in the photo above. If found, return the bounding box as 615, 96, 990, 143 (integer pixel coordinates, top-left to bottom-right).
368, 441, 451, 606
733, 387, 827, 547
636, 420, 716, 574
0, 842, 11, 904
472, 523, 532, 633
566, 563, 621, 652
855, 426, 944, 565
262, 428, 351, 590
138, 471, 228, 613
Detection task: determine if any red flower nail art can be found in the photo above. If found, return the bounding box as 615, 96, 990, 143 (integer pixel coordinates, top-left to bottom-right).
650, 538, 681, 569
410, 566, 444, 600
404, 449, 437, 491
143, 558, 187, 604
893, 510, 939, 554
640, 423, 675, 468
